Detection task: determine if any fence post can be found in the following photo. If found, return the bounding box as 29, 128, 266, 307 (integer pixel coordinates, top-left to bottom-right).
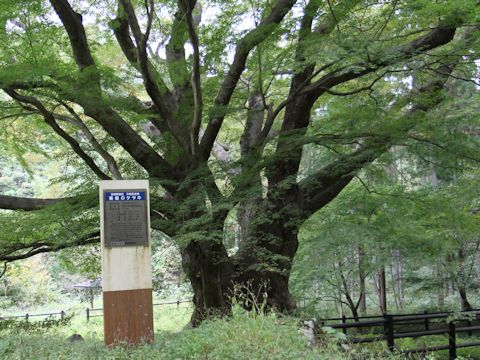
61, 311, 65, 320
467, 319, 473, 337
341, 315, 347, 335
384, 314, 394, 351
86, 308, 90, 322
424, 310, 429, 331
448, 321, 456, 360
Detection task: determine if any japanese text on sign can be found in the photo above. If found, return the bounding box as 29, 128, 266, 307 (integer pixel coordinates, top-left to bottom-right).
103, 189, 149, 247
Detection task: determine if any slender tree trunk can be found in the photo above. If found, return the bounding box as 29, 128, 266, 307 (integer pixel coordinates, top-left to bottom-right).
448, 280, 455, 296
392, 249, 403, 310
457, 248, 473, 311
377, 267, 387, 314
338, 262, 360, 322
476, 247, 480, 288
358, 245, 367, 315
459, 286, 473, 311
437, 263, 445, 308
390, 264, 399, 311
336, 287, 344, 318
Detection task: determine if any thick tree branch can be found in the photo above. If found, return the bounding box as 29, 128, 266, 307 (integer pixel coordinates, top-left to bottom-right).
20, 100, 123, 180
259, 0, 361, 145
266, 20, 465, 196
119, 0, 191, 153
0, 231, 100, 262
184, 0, 203, 156
111, 6, 139, 65
0, 195, 60, 211
111, 3, 172, 107
59, 102, 123, 179
298, 34, 473, 219
166, 1, 190, 89
264, 0, 320, 187
4, 89, 111, 180
305, 24, 459, 99
49, 0, 94, 69
200, 0, 296, 160
49, 0, 181, 190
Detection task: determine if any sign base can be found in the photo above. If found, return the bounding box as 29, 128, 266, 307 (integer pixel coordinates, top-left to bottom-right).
103, 288, 154, 346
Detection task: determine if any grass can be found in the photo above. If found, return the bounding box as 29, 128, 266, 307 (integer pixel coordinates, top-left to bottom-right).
0, 304, 412, 360
2, 300, 480, 359
50, 302, 192, 339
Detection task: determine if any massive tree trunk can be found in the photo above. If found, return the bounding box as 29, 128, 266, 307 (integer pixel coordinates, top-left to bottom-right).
182, 239, 233, 326
234, 217, 299, 312
174, 174, 234, 325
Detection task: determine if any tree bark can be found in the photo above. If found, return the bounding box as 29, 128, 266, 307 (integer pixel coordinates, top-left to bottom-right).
459, 286, 473, 311
233, 210, 300, 312
392, 249, 403, 310
338, 260, 360, 322
237, 91, 264, 246
182, 239, 233, 326
437, 263, 445, 309
476, 246, 480, 288
358, 245, 367, 316
377, 267, 387, 314
457, 248, 473, 311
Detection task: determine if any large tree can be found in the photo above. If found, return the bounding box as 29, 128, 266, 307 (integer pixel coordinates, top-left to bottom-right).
0, 0, 478, 324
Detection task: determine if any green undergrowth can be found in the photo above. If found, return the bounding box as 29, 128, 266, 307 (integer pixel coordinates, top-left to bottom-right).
0, 306, 408, 360
334, 329, 480, 359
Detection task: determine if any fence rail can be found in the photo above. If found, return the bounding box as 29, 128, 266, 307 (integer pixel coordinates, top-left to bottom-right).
320, 309, 480, 359
2, 310, 66, 321
1, 299, 191, 323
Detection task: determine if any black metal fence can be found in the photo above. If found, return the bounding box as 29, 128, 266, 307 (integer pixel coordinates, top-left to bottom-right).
1, 310, 67, 321
1, 299, 191, 323
320, 309, 480, 359
85, 299, 191, 321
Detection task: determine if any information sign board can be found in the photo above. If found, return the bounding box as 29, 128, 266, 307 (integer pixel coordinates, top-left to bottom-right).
103, 189, 148, 247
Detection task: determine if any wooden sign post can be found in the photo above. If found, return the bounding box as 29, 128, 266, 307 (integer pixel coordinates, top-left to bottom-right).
100, 180, 154, 346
